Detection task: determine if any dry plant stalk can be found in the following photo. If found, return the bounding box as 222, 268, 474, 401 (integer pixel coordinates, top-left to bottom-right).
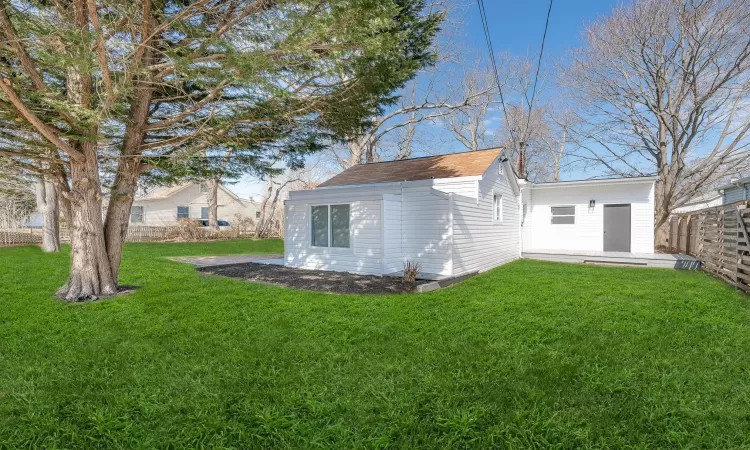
403, 260, 422, 283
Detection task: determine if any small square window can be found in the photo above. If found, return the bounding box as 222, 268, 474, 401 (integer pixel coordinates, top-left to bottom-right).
310, 204, 350, 248
130, 206, 144, 224
177, 206, 189, 219
199, 183, 208, 194
256, 211, 261, 219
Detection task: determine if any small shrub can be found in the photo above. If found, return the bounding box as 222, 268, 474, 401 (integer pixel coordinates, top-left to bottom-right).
167, 219, 208, 241
403, 260, 422, 283
230, 214, 256, 239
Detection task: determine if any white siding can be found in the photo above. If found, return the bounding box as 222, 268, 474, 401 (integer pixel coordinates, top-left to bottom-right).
284, 200, 383, 275
433, 179, 478, 198
523, 182, 655, 253
400, 186, 452, 277
451, 160, 520, 275
284, 184, 401, 275
383, 194, 402, 273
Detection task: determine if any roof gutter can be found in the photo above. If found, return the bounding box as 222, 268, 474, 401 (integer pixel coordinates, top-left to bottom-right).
528, 176, 658, 189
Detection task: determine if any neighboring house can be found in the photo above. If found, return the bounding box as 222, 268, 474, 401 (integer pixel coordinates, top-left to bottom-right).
283, 148, 657, 279
718, 177, 750, 204
672, 192, 723, 214
22, 211, 42, 228
129, 182, 259, 226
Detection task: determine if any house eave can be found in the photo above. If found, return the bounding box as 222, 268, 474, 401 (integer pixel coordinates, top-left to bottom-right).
528, 176, 658, 189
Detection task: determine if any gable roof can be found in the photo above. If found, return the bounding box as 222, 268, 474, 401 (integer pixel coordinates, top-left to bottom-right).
136, 182, 256, 203
318, 148, 503, 188
137, 184, 191, 200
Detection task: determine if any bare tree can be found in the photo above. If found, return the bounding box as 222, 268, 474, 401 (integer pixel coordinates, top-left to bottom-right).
468, 53, 555, 181
0, 164, 34, 229
564, 0, 750, 248
442, 67, 500, 151
536, 105, 579, 182
256, 168, 319, 239
333, 77, 492, 167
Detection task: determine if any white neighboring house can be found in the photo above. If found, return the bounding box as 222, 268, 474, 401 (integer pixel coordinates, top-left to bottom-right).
129, 182, 259, 226
672, 192, 723, 214
718, 177, 750, 204
284, 148, 658, 279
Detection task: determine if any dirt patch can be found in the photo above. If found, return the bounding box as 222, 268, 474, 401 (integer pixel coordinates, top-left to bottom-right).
60, 285, 140, 303
197, 263, 425, 294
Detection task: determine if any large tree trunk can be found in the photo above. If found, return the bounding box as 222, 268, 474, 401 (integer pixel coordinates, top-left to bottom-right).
653, 175, 674, 251
102, 37, 155, 283
34, 176, 60, 252
104, 162, 140, 283
57, 152, 117, 301
207, 178, 219, 230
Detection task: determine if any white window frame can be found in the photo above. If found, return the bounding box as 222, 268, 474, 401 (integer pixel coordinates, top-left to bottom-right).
309, 204, 352, 249
493, 192, 503, 223
130, 205, 144, 224
177, 206, 190, 220
551, 205, 576, 225
198, 183, 208, 194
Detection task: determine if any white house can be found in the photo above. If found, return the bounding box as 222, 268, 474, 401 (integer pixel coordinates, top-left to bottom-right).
284, 148, 660, 279
718, 177, 750, 204
672, 192, 722, 214
129, 182, 259, 226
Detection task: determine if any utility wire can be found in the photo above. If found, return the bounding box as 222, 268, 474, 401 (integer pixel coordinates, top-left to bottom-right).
475, 0, 517, 145
522, 0, 554, 143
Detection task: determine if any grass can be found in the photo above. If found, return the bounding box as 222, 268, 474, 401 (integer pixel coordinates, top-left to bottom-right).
1, 240, 749, 449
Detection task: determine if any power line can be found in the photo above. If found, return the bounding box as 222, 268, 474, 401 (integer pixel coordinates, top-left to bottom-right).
475, 0, 517, 145
523, 0, 554, 143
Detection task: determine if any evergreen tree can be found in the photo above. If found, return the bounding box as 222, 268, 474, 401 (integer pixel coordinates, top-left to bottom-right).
0, 0, 442, 300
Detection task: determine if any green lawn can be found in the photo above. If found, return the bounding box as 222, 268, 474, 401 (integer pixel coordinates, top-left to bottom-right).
1, 240, 749, 449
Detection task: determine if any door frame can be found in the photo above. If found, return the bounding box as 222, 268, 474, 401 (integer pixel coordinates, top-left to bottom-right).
602, 203, 632, 252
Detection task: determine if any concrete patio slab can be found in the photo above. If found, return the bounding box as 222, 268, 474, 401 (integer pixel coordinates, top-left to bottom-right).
170, 254, 284, 268
522, 249, 701, 269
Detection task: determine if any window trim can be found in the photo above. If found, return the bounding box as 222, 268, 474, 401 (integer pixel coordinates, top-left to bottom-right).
492, 192, 503, 223
177, 206, 190, 220
309, 203, 352, 249
130, 205, 144, 224
550, 205, 576, 225
200, 206, 209, 220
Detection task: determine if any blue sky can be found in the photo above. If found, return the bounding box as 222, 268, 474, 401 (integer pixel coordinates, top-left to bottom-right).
233, 0, 625, 201
463, 0, 619, 60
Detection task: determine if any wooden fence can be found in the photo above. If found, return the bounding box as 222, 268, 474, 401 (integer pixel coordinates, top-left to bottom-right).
0, 228, 43, 246
669, 201, 750, 293
1, 225, 273, 247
